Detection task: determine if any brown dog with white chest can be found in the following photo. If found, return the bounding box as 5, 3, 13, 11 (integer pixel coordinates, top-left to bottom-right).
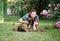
13, 18, 42, 32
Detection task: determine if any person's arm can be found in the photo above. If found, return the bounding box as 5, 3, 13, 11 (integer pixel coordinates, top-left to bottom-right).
19, 14, 28, 23
36, 15, 39, 22
19, 18, 23, 23
34, 16, 39, 25
19, 18, 28, 23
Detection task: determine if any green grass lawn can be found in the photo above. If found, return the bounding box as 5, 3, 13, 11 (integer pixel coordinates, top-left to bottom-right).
4, 15, 20, 22
0, 15, 4, 23
1, 15, 60, 41
0, 22, 60, 41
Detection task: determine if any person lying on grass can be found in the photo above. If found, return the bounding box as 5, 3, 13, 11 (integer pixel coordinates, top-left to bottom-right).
19, 9, 39, 30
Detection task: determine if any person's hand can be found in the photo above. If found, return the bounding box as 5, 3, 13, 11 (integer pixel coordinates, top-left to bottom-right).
34, 21, 38, 25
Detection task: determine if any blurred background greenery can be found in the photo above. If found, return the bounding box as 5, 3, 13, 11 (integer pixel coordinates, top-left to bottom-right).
0, 0, 3, 22
3, 0, 60, 22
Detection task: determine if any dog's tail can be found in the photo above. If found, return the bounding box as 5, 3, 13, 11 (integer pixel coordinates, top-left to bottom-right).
12, 21, 16, 31
11, 21, 15, 27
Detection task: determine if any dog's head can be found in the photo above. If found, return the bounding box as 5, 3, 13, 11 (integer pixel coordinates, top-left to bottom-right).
27, 18, 33, 27
27, 18, 37, 27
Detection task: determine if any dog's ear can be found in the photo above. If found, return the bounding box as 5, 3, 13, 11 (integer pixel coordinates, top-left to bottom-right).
28, 18, 32, 20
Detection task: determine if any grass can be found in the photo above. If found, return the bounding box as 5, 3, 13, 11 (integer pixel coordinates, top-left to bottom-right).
4, 15, 20, 22
0, 15, 4, 23
0, 15, 60, 41
0, 22, 60, 41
